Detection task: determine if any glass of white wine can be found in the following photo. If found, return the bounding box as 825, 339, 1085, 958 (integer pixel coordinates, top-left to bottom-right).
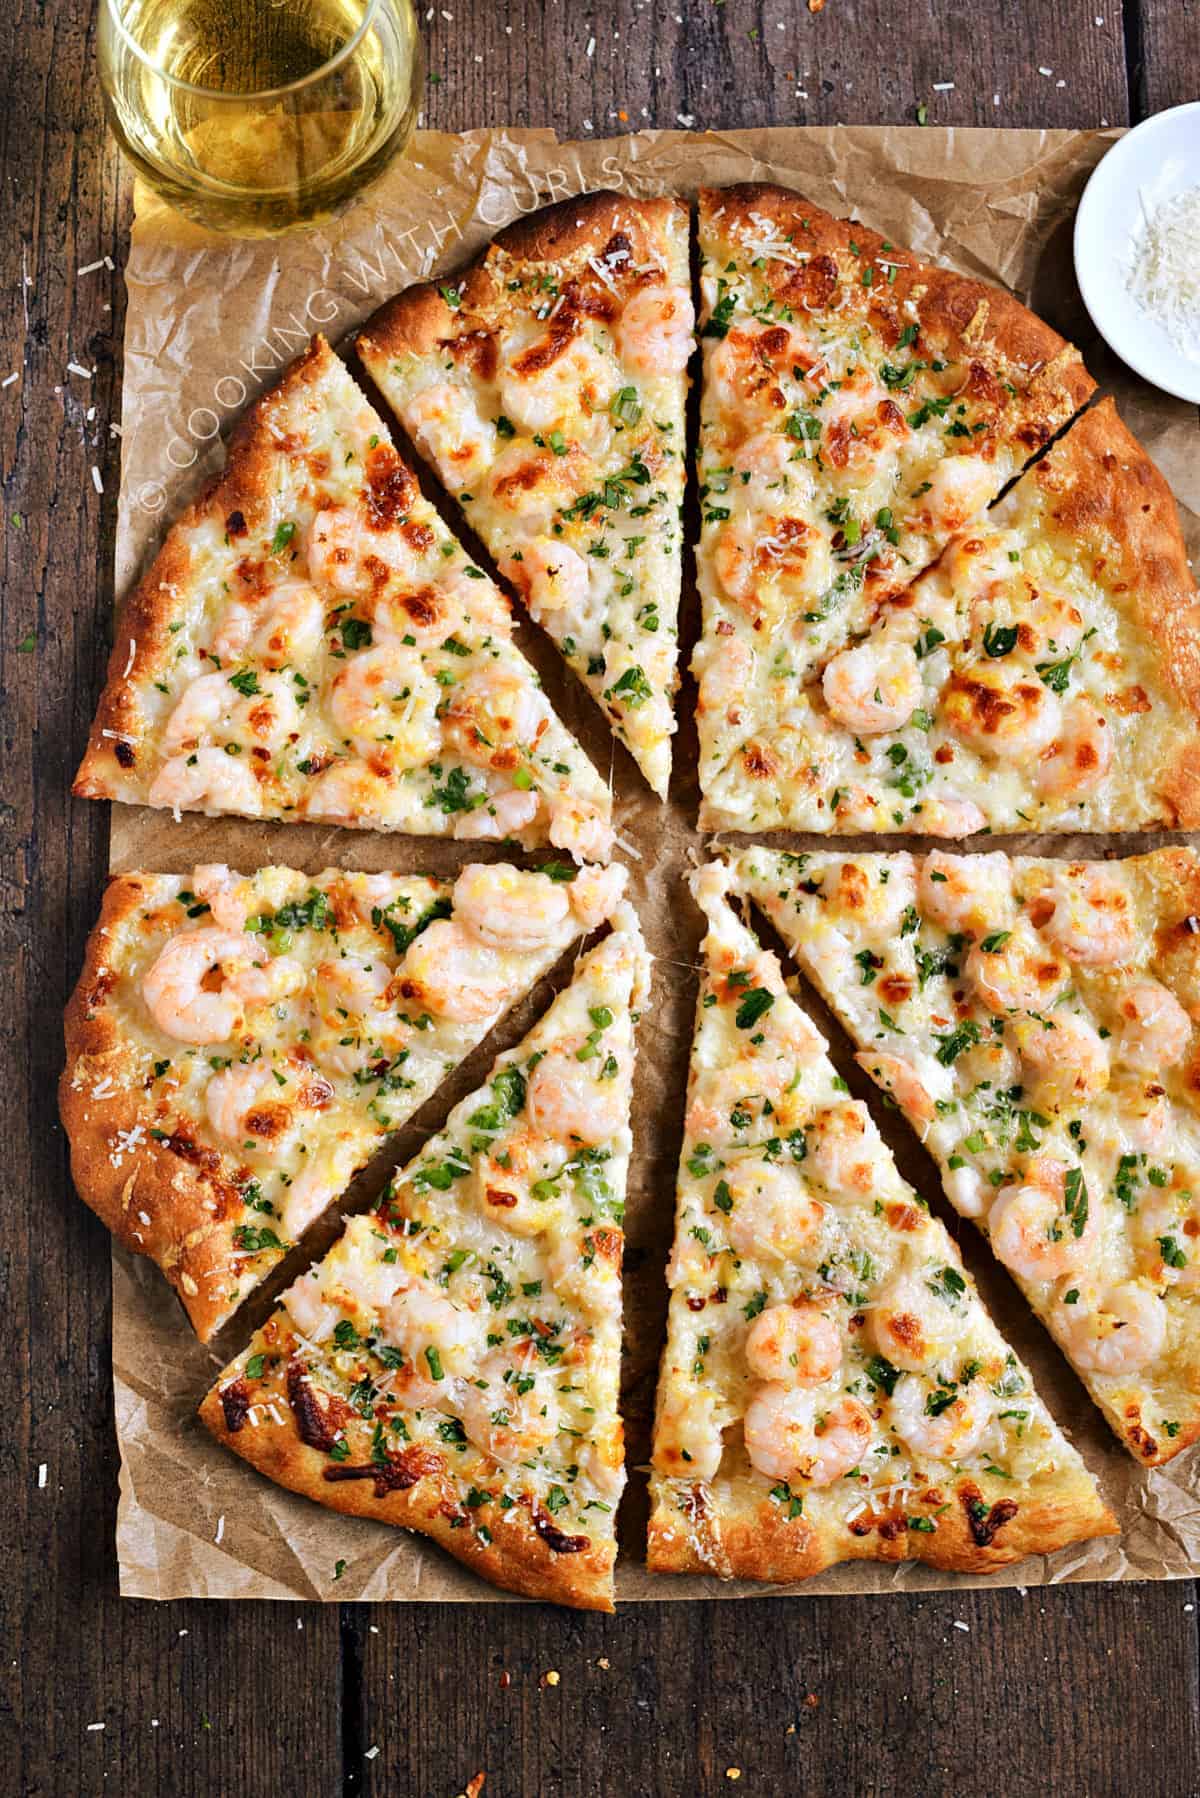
98, 0, 423, 236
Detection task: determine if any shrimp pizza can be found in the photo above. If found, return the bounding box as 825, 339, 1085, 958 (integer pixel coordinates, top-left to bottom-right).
201, 897, 650, 1610
357, 192, 693, 798
75, 335, 612, 861
693, 182, 1108, 836
737, 845, 1200, 1466
647, 864, 1115, 1585
62, 859, 626, 1339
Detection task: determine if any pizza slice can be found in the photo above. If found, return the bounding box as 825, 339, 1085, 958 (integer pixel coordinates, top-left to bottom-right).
200, 897, 650, 1610
647, 864, 1115, 1585
356, 192, 693, 798
693, 182, 1096, 834
62, 858, 626, 1340
75, 335, 612, 862
737, 845, 1200, 1466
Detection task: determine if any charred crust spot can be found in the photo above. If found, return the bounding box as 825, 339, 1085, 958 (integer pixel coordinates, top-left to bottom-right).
164, 1129, 224, 1176
1125, 1415, 1160, 1461
225, 509, 248, 537
531, 1504, 590, 1555
114, 739, 136, 769
219, 1378, 252, 1433
323, 1443, 445, 1496
961, 1482, 1020, 1546
286, 1361, 339, 1454
364, 444, 416, 527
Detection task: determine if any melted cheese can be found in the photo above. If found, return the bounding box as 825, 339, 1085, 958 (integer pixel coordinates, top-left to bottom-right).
739, 847, 1200, 1460
213, 906, 651, 1558
648, 866, 1099, 1574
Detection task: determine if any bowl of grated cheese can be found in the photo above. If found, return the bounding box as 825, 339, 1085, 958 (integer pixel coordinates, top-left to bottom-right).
1074, 101, 1200, 404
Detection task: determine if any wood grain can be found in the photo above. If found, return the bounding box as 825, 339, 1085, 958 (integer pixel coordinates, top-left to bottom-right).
3, 1, 1198, 1793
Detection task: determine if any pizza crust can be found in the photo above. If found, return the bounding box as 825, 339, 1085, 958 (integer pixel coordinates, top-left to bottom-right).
199, 1364, 616, 1610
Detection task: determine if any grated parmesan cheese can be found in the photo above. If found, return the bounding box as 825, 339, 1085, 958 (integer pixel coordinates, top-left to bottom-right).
1126, 186, 1200, 365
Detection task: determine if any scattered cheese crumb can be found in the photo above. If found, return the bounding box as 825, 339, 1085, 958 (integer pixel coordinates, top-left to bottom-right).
542, 1670, 560, 1688
932, 81, 954, 91
214, 1515, 225, 1544
86, 1723, 105, 1733
67, 361, 94, 379
677, 113, 696, 127
2, 371, 18, 388
597, 1656, 610, 1670
364, 1747, 380, 1761
725, 1770, 742, 1782
77, 259, 105, 276
91, 466, 103, 494
953, 1620, 969, 1633
1038, 64, 1053, 75
586, 35, 595, 54
37, 1464, 47, 1489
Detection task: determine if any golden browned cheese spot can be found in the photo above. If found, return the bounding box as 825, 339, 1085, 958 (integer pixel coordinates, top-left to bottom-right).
825, 417, 852, 468
943, 671, 1044, 738
888, 1310, 926, 1358
832, 861, 869, 912
587, 1226, 624, 1269
297, 1077, 334, 1111
364, 444, 417, 528
444, 328, 498, 381
779, 252, 838, 312
742, 743, 780, 780
243, 1102, 292, 1145
876, 398, 906, 434
1107, 685, 1151, 716
848, 1507, 906, 1540
397, 587, 445, 634
511, 303, 580, 376
400, 519, 435, 555
963, 360, 1006, 408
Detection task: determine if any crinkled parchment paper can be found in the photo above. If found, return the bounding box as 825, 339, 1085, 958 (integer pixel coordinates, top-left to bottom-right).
107, 125, 1200, 1603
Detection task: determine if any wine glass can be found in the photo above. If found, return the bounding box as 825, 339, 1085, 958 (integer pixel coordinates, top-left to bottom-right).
98, 0, 423, 237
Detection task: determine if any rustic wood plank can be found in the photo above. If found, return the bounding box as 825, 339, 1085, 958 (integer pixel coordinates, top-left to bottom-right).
4, 0, 1200, 1794
1131, 0, 1200, 115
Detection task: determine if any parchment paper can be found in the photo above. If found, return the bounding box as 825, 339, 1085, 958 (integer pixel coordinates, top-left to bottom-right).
108, 125, 1200, 1603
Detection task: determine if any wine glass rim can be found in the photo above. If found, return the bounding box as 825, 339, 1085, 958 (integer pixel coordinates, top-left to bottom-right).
102, 0, 386, 101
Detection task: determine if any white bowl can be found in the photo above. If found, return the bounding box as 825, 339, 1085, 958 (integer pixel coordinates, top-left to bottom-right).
1074, 102, 1200, 404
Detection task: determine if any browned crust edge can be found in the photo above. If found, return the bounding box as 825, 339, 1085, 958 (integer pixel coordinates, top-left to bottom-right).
646, 1478, 1118, 1583
698, 182, 1095, 425
59, 873, 275, 1340
355, 190, 689, 367
73, 334, 345, 806
198, 1380, 616, 1611
1022, 399, 1200, 827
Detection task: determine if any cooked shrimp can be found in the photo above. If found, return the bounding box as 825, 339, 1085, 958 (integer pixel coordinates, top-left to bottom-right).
405, 380, 497, 489
713, 513, 820, 616
547, 793, 614, 865
306, 505, 420, 598
709, 324, 811, 419
743, 1386, 872, 1486
453, 787, 542, 842
919, 796, 988, 838
191, 863, 251, 931
509, 535, 591, 620
940, 664, 1062, 761
616, 282, 695, 376
1012, 1010, 1110, 1107
526, 1046, 626, 1146
1030, 864, 1137, 967
142, 926, 271, 1044
441, 665, 547, 769
724, 1161, 826, 1262
916, 454, 995, 535
452, 862, 570, 950
316, 954, 390, 1017
918, 851, 1013, 936
965, 918, 1068, 1015
1114, 979, 1191, 1072
936, 527, 1026, 606
547, 1225, 623, 1319
395, 920, 512, 1024
987, 1157, 1096, 1282
890, 1373, 993, 1461
869, 1271, 957, 1372
329, 644, 441, 768
695, 633, 755, 721
822, 636, 922, 735
854, 1053, 937, 1129
300, 757, 390, 824
280, 1269, 341, 1342
498, 329, 613, 434
205, 1062, 281, 1147
380, 1277, 479, 1378
686, 1060, 803, 1147
1037, 698, 1113, 801
211, 579, 324, 669
459, 1346, 557, 1464
1053, 1279, 1167, 1376
567, 864, 627, 931
148, 747, 264, 816
744, 1299, 842, 1385
806, 1104, 876, 1195
164, 669, 302, 756
476, 1125, 565, 1239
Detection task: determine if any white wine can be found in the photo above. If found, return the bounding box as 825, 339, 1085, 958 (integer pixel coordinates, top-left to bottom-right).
99, 0, 421, 236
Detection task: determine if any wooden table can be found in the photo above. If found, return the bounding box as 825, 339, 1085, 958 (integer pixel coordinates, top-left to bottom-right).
5, 2, 1199, 1792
